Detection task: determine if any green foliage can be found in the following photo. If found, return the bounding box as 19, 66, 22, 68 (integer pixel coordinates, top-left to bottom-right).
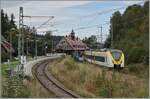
128, 64, 140, 73
83, 35, 102, 49
64, 57, 78, 70
1, 51, 9, 62
127, 64, 148, 78
111, 11, 123, 41
95, 70, 113, 97
1, 61, 19, 77
104, 1, 149, 65
103, 36, 111, 48
1, 9, 63, 62
79, 68, 86, 83
2, 75, 30, 98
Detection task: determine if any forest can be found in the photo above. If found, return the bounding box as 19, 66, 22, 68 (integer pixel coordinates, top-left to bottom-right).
1, 10, 63, 62
104, 1, 149, 65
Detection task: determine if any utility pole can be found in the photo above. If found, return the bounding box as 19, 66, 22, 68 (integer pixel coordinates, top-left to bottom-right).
18, 7, 22, 65
23, 15, 54, 58
51, 32, 53, 54
10, 30, 12, 64
97, 26, 103, 48
100, 26, 103, 48
22, 26, 24, 61
18, 7, 54, 60
33, 29, 38, 59
97, 26, 103, 43
19, 7, 24, 73
9, 29, 12, 76
111, 21, 113, 48
26, 38, 29, 56
35, 39, 38, 59
100, 26, 103, 44
45, 42, 47, 56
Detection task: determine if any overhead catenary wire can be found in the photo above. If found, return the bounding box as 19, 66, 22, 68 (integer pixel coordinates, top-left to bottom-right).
56, 1, 146, 34
36, 17, 54, 30
58, 21, 110, 33
23, 15, 54, 30
57, 1, 145, 28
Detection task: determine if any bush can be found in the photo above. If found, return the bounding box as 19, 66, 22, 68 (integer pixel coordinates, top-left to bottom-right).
95, 70, 113, 97
2, 75, 31, 98
128, 64, 139, 73
64, 58, 78, 70
79, 69, 86, 83
1, 51, 9, 62
128, 63, 147, 75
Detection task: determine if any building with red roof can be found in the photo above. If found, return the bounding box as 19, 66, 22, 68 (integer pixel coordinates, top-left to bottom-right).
56, 29, 88, 54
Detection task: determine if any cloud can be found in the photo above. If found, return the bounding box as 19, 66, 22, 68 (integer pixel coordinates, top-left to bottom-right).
1, 0, 28, 8
1, 1, 126, 40
1, 1, 94, 28
123, 0, 145, 6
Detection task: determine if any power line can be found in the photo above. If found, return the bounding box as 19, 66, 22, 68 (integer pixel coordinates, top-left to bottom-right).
56, 1, 145, 33
36, 17, 54, 30
58, 21, 110, 33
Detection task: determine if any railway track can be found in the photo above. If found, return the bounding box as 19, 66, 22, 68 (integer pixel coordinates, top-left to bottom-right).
32, 59, 80, 98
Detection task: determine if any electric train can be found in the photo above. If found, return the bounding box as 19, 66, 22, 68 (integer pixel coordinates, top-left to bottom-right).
83, 49, 125, 68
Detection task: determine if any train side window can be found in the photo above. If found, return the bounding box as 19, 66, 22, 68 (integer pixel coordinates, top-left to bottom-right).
95, 56, 105, 62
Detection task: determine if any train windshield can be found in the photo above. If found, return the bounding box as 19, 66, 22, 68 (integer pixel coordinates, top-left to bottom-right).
111, 50, 122, 60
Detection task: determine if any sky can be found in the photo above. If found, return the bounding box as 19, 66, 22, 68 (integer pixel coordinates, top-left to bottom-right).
1, 0, 145, 43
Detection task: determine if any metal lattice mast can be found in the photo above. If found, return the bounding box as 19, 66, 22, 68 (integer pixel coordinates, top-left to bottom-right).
18, 7, 24, 71
111, 21, 113, 48
100, 26, 103, 44
18, 7, 23, 65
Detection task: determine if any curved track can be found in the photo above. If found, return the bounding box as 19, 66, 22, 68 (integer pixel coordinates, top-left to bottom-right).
32, 59, 80, 98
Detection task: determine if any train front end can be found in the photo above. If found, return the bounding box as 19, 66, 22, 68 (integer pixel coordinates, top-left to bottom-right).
109, 49, 125, 68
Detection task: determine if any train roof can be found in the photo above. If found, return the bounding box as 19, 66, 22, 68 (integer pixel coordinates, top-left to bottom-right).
103, 48, 122, 52
87, 48, 123, 53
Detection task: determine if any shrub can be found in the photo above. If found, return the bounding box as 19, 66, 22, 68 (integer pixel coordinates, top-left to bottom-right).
128, 63, 148, 77
79, 69, 86, 83
95, 70, 119, 97
128, 64, 139, 73
2, 75, 31, 98
95, 70, 112, 97
1, 51, 9, 62
64, 58, 78, 70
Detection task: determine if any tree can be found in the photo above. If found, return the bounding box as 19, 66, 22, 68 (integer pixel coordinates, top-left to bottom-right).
83, 35, 102, 49
110, 11, 123, 41
122, 4, 143, 31
104, 1, 149, 64
1, 9, 9, 38
103, 36, 111, 48
10, 13, 17, 29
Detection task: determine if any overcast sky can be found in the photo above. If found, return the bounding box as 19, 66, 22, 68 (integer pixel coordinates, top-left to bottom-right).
1, 0, 145, 42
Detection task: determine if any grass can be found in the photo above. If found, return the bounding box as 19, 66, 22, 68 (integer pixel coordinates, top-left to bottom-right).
1, 57, 34, 77
2, 57, 56, 98
23, 77, 57, 98
1, 61, 19, 77
48, 55, 149, 98
127, 63, 149, 79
